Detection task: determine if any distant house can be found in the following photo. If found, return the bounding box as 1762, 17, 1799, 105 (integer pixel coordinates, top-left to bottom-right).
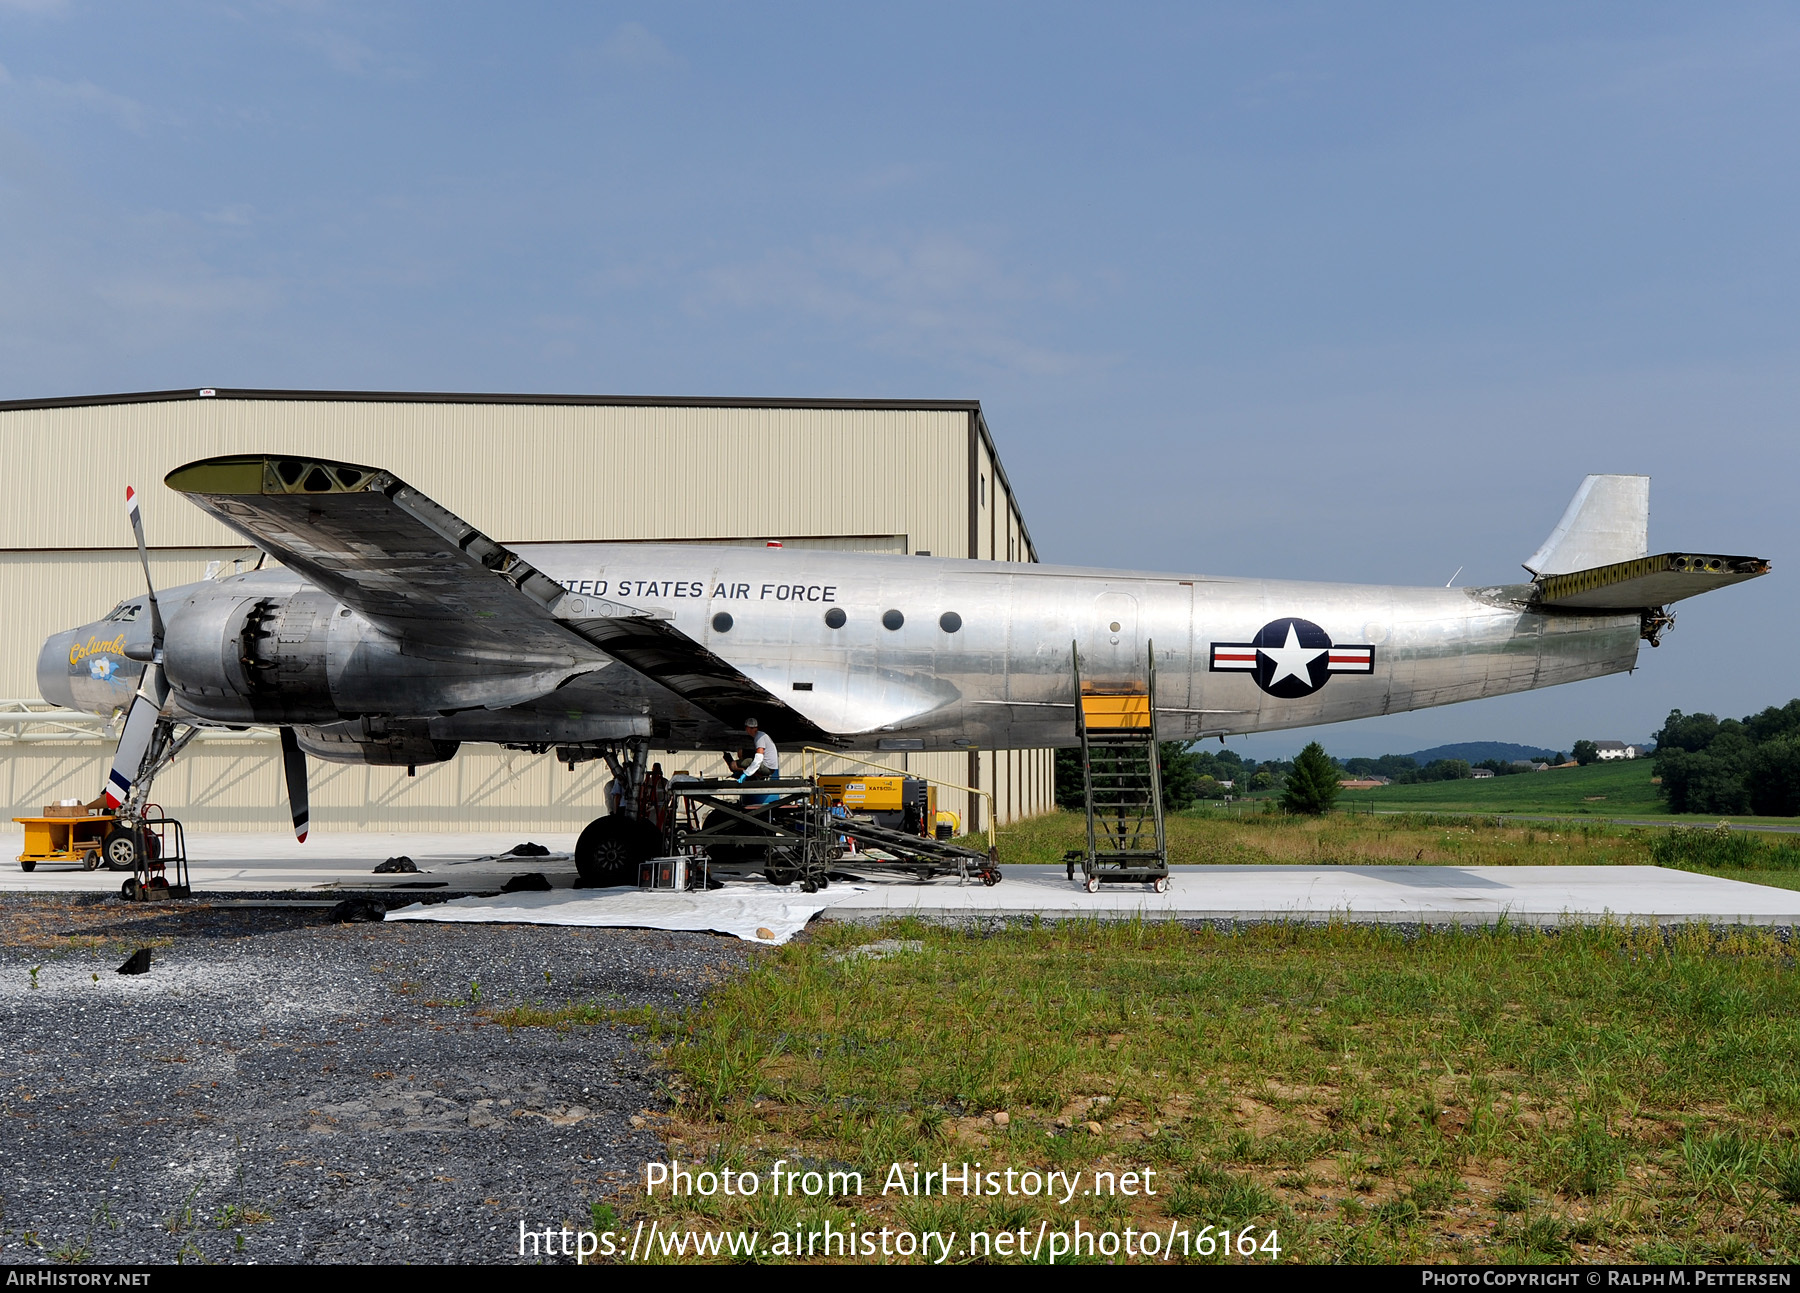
1470, 768, 1495, 779
1594, 741, 1643, 761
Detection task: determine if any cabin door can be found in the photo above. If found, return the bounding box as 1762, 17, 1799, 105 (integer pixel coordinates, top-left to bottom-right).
1083, 590, 1143, 690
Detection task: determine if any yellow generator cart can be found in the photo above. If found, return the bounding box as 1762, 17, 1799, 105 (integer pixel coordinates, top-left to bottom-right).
815, 774, 937, 837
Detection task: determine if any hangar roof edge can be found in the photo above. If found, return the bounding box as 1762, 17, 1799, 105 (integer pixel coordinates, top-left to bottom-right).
0, 387, 984, 414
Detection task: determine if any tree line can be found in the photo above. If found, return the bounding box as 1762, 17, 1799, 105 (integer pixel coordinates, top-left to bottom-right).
1654, 699, 1800, 816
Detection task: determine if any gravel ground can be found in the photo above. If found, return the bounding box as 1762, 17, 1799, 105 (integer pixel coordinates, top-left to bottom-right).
0, 895, 755, 1264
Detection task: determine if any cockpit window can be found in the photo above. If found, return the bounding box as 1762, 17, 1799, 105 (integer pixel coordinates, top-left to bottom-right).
103, 602, 142, 622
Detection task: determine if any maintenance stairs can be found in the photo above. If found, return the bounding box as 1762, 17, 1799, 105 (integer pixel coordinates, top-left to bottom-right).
1065, 640, 1170, 892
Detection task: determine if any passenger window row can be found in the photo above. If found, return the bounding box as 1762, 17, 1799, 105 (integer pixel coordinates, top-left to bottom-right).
711, 609, 963, 634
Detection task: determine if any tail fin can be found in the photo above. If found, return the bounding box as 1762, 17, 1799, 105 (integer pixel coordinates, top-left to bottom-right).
1523, 474, 1649, 576
1521, 474, 1768, 616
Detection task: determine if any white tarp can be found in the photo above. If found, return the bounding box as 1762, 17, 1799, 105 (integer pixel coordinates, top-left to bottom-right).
384, 882, 863, 944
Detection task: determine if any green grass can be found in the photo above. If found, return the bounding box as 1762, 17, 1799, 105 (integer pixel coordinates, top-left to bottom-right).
601, 919, 1800, 1264
1361, 760, 1666, 815
1352, 760, 1800, 826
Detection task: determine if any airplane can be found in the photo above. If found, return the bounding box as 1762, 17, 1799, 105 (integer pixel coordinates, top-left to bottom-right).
36, 455, 1768, 883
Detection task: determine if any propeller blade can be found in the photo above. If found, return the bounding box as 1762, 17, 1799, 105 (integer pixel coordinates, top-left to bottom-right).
279, 726, 310, 842
104, 663, 168, 809
125, 485, 165, 649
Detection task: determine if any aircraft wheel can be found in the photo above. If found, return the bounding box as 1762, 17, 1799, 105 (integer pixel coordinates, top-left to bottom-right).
101, 827, 142, 872
764, 859, 800, 887
575, 816, 660, 885
1084, 874, 1100, 894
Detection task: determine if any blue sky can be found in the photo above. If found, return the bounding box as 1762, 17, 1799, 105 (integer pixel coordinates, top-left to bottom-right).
2, 3, 1794, 758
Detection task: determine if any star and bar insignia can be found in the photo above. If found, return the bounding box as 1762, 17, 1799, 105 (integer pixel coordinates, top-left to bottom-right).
1209, 617, 1375, 699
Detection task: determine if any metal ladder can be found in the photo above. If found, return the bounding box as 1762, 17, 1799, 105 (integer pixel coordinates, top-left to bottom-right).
1066, 639, 1170, 892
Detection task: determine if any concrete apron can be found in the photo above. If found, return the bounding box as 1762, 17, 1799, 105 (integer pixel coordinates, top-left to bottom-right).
2, 830, 1795, 929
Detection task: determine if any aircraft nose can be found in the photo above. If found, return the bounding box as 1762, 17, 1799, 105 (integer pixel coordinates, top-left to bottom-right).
37, 630, 78, 710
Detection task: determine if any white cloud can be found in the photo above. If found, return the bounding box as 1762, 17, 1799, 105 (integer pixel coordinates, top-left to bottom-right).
94, 272, 280, 319
288, 24, 418, 79
307, 28, 377, 74
201, 203, 255, 227
25, 74, 147, 134
599, 21, 682, 69
698, 233, 1097, 377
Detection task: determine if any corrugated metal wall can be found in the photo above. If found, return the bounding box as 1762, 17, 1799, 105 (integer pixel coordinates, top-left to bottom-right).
0, 395, 1051, 832
0, 401, 973, 554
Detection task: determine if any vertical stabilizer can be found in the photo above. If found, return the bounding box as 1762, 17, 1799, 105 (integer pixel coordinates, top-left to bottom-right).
1523, 475, 1649, 576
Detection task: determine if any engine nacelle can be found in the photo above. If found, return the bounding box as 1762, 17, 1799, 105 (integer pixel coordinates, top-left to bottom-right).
163, 587, 338, 723
158, 573, 602, 724
295, 723, 459, 766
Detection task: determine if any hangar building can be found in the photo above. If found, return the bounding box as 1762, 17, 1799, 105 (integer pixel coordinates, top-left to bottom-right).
0, 389, 1052, 834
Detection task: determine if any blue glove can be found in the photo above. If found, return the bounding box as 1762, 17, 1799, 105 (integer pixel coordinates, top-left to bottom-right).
737, 774, 747, 783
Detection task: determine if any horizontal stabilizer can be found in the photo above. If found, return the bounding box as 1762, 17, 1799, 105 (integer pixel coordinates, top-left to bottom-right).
1524, 475, 1648, 576
1533, 552, 1769, 610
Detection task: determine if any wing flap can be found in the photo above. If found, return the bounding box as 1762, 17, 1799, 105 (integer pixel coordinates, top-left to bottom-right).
558, 611, 834, 743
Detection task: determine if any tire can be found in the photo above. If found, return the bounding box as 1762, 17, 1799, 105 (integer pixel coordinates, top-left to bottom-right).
574, 816, 660, 885
101, 827, 142, 872
981, 867, 1001, 887
121, 877, 139, 900
764, 859, 800, 887
1152, 876, 1169, 894
20, 860, 35, 873
1084, 874, 1100, 894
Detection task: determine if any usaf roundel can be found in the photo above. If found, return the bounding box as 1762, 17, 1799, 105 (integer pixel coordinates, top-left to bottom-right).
1209, 618, 1374, 699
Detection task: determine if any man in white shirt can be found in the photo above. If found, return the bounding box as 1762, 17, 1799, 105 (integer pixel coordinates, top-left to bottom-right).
737, 718, 779, 782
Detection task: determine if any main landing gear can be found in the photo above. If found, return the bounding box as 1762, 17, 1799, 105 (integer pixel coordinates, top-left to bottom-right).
573, 738, 664, 885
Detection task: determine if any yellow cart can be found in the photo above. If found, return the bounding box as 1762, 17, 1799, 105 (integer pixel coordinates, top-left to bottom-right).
14, 811, 115, 872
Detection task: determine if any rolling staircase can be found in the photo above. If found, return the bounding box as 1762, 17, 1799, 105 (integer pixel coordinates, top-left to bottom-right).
1066, 640, 1170, 892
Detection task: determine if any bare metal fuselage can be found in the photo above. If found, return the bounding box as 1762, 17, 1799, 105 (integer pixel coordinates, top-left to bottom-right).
42, 541, 1641, 757
521, 544, 1639, 748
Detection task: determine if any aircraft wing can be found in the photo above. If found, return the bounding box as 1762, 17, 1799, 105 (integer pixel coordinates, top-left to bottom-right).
165, 455, 834, 740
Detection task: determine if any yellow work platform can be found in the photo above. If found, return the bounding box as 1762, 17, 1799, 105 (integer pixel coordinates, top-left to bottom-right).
14, 812, 114, 872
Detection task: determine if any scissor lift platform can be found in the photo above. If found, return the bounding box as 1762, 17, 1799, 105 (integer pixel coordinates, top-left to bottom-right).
663, 777, 1001, 889
664, 778, 834, 891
